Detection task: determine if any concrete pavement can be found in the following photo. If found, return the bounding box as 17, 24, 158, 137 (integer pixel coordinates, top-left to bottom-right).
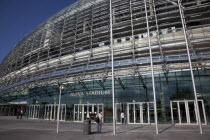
0, 116, 210, 140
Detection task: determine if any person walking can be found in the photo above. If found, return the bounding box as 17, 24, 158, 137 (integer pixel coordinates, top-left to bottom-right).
121, 111, 125, 124
96, 112, 103, 133
20, 109, 23, 119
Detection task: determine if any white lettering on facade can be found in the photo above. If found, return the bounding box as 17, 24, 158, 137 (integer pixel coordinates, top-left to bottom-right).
70, 90, 111, 97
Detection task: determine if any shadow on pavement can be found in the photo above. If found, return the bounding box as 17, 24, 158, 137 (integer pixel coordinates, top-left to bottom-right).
159, 124, 175, 133
117, 125, 147, 134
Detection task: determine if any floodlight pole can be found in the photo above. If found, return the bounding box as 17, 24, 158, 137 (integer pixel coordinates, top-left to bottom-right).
110, 0, 116, 135
177, 0, 203, 134
57, 84, 64, 133
144, 0, 159, 134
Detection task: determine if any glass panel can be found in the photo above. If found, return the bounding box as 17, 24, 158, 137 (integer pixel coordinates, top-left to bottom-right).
90, 105, 95, 123
179, 102, 187, 123
32, 106, 34, 118
63, 105, 66, 120
142, 103, 149, 123
54, 105, 58, 120
36, 105, 38, 118
35, 106, 38, 118
31, 106, 33, 118
98, 104, 103, 114
149, 103, 155, 123
129, 104, 134, 123
87, 105, 92, 122
198, 101, 205, 124
51, 106, 55, 120
116, 103, 121, 123
59, 105, 62, 120
188, 101, 196, 123
94, 105, 97, 115
135, 104, 140, 123
172, 102, 179, 123
84, 105, 87, 120
78, 105, 82, 121
74, 105, 78, 121
99, 104, 103, 123
28, 106, 31, 117
49, 106, 52, 120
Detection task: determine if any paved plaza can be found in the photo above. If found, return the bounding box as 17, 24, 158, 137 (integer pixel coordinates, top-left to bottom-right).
0, 117, 210, 140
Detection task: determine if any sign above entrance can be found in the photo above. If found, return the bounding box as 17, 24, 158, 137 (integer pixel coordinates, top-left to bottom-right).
70, 90, 111, 97
8, 101, 27, 104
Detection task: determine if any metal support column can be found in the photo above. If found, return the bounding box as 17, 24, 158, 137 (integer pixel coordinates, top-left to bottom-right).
148, 103, 150, 123
144, 0, 159, 134
140, 104, 143, 123
185, 101, 190, 124
57, 85, 63, 133
177, 102, 181, 124
110, 0, 116, 135
170, 101, 174, 124
133, 104, 136, 123
178, 0, 202, 134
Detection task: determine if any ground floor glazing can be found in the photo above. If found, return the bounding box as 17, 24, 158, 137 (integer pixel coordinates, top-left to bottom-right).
0, 70, 210, 125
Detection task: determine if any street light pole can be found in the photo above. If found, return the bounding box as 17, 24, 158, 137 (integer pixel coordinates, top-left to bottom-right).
57, 84, 64, 133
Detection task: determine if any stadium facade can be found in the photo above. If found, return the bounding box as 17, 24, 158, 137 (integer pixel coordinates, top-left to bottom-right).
0, 0, 210, 128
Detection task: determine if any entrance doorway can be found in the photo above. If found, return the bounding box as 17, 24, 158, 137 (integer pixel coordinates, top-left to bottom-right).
44, 104, 66, 121
170, 100, 207, 125
28, 105, 40, 119
74, 104, 104, 123
115, 103, 127, 124
127, 102, 154, 124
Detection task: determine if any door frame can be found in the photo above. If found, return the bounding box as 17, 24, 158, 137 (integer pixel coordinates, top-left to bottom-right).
127, 102, 154, 124
74, 103, 104, 123
170, 100, 207, 125
44, 104, 66, 121
28, 104, 40, 119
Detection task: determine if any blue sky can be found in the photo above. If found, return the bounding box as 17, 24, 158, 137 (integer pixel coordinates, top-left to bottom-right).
0, 0, 77, 63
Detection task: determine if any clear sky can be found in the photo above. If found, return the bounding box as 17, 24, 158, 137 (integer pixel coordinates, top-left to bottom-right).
0, 0, 77, 63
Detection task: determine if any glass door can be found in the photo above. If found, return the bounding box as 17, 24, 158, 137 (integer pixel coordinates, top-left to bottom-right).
179, 102, 187, 123
44, 104, 66, 121
74, 104, 83, 122
135, 104, 140, 123
198, 100, 207, 124
188, 101, 196, 124
170, 100, 207, 125
28, 105, 40, 119
74, 104, 79, 121
115, 103, 122, 124
74, 104, 104, 123
127, 102, 153, 124
60, 104, 66, 121
142, 103, 150, 124
128, 103, 134, 124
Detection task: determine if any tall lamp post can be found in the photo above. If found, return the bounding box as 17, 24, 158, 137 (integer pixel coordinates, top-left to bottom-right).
57, 84, 64, 133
